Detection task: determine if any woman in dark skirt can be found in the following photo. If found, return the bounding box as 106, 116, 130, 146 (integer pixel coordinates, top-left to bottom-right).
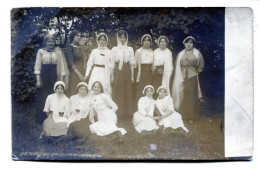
111, 30, 136, 122
65, 30, 88, 96
172, 36, 204, 123
34, 35, 69, 124
153, 36, 173, 98
134, 34, 154, 110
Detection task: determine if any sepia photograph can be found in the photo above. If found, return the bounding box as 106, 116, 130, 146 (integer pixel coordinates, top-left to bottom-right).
11, 7, 228, 160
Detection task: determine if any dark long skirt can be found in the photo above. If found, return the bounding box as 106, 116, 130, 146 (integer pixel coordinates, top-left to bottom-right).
67, 61, 86, 96
134, 64, 153, 110
153, 66, 164, 98
67, 117, 91, 138
36, 64, 57, 124
178, 76, 200, 121
112, 62, 133, 122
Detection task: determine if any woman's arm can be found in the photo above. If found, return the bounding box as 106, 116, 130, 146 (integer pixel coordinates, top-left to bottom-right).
197, 53, 204, 73
34, 50, 42, 88
84, 50, 94, 80
136, 51, 141, 82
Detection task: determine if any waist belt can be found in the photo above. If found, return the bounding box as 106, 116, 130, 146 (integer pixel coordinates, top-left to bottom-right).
94, 64, 105, 68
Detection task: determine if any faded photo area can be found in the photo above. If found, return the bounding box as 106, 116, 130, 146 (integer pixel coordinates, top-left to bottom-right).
11, 7, 224, 160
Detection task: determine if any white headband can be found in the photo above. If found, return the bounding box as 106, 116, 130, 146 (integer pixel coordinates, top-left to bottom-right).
53, 81, 65, 92
158, 36, 169, 45
76, 82, 89, 90
156, 85, 168, 95
183, 36, 196, 45
142, 85, 154, 95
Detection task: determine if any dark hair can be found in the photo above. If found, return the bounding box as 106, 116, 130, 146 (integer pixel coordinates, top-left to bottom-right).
184, 37, 197, 45
77, 85, 88, 92
117, 30, 128, 38
55, 84, 64, 91
142, 35, 152, 45
92, 81, 104, 93
98, 34, 107, 42
69, 30, 81, 43
42, 35, 56, 47
158, 88, 167, 93
159, 37, 169, 45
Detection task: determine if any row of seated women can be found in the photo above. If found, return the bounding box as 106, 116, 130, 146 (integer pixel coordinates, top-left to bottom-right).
41, 81, 189, 140
34, 30, 204, 126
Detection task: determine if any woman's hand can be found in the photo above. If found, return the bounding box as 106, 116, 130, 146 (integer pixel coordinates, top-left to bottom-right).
136, 76, 140, 83
36, 79, 41, 88
131, 75, 134, 83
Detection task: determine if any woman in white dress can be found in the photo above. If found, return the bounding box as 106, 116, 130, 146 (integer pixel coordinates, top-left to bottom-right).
153, 36, 173, 97
155, 86, 189, 133
41, 81, 69, 137
132, 85, 159, 133
85, 33, 112, 95
66, 82, 92, 138
89, 81, 127, 137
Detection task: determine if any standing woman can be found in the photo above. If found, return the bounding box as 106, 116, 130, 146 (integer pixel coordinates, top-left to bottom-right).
34, 35, 69, 124
65, 30, 86, 96
132, 85, 159, 133
134, 34, 154, 108
41, 81, 69, 137
153, 36, 173, 96
85, 33, 112, 95
111, 30, 136, 121
172, 36, 204, 123
89, 81, 127, 137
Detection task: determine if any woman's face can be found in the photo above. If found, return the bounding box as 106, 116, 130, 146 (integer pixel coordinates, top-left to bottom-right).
145, 88, 154, 98
73, 33, 81, 43
55, 85, 64, 95
45, 39, 55, 49
119, 34, 127, 45
184, 40, 194, 50
158, 89, 167, 99
98, 36, 107, 47
143, 36, 151, 48
78, 86, 88, 96
93, 83, 101, 94
159, 38, 167, 49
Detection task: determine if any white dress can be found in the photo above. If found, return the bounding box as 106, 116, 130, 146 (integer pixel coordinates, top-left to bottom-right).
85, 48, 112, 95
155, 95, 189, 132
43, 94, 69, 136
89, 93, 127, 136
132, 96, 159, 133
65, 94, 91, 127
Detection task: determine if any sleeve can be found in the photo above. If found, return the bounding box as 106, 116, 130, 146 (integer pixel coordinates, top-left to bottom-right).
85, 50, 94, 77
129, 47, 136, 65
137, 98, 148, 116
43, 95, 51, 112
65, 45, 76, 70
197, 53, 204, 73
34, 50, 42, 74
166, 97, 175, 112
110, 47, 116, 70
104, 94, 118, 112
56, 49, 66, 76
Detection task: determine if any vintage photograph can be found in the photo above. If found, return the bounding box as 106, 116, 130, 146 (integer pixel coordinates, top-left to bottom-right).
11, 7, 225, 160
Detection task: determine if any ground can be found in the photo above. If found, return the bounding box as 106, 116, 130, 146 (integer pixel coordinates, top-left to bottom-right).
12, 102, 224, 161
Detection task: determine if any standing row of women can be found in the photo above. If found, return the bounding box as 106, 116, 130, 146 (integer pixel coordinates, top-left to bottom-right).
34, 29, 204, 128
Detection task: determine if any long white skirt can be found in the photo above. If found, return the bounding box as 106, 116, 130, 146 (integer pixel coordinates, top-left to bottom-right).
158, 112, 189, 132
132, 112, 159, 133
88, 67, 111, 95
89, 108, 127, 136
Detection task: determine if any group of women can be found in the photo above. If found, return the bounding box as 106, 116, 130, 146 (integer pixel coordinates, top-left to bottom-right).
34, 29, 204, 139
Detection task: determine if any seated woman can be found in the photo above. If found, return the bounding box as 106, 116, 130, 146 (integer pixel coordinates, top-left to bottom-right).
41, 81, 69, 137
155, 86, 189, 133
132, 85, 159, 133
66, 82, 92, 138
89, 81, 127, 137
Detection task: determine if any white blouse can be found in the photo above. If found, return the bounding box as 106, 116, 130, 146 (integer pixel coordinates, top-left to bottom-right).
68, 94, 90, 112
85, 48, 111, 77
135, 48, 154, 64
43, 94, 69, 113
155, 96, 175, 114
34, 49, 59, 74
111, 46, 135, 69
153, 48, 172, 66
137, 96, 155, 117
91, 93, 118, 112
